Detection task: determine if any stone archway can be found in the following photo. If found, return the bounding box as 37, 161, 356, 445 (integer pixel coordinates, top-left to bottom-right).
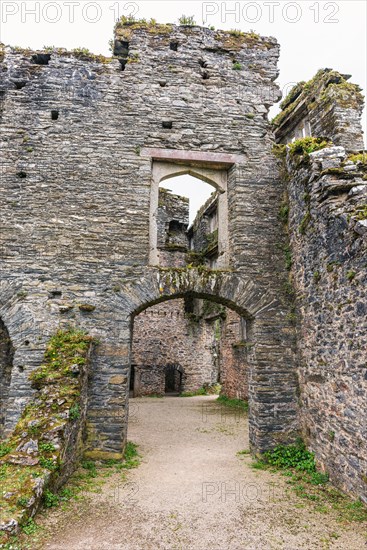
85, 266, 300, 460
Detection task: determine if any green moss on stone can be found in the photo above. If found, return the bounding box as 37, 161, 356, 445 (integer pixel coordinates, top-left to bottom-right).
71, 48, 113, 64
355, 205, 367, 221
272, 69, 364, 129
299, 211, 312, 235
288, 137, 331, 157
0, 329, 93, 536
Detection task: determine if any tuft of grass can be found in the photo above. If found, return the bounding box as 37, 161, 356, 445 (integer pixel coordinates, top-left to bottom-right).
217, 395, 248, 411
21, 518, 38, 535
72, 47, 92, 56
299, 211, 311, 235
0, 442, 12, 458
39, 457, 58, 471
178, 15, 196, 26
229, 29, 245, 37
39, 442, 56, 453
237, 449, 251, 456
69, 403, 80, 420
348, 153, 367, 167
43, 489, 59, 508
232, 61, 242, 70
284, 244, 292, 270
81, 460, 98, 477
251, 460, 268, 470
121, 442, 141, 469
181, 383, 221, 397
279, 203, 289, 224
355, 205, 367, 221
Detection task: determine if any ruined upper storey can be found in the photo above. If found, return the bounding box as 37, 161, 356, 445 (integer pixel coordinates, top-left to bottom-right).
273, 69, 365, 152
0, 22, 282, 275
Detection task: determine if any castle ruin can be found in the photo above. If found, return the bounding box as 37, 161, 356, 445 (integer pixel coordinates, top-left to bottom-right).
0, 19, 366, 528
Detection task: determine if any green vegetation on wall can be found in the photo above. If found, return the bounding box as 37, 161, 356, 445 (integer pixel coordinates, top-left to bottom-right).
0, 329, 94, 542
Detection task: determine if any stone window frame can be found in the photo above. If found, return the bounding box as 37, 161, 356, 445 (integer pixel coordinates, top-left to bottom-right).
141, 148, 244, 268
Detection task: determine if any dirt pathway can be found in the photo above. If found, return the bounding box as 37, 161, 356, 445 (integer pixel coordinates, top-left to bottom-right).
37, 396, 366, 549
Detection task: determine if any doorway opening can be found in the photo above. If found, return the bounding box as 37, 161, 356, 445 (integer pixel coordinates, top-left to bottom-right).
130, 296, 252, 401
164, 364, 183, 395
149, 160, 229, 268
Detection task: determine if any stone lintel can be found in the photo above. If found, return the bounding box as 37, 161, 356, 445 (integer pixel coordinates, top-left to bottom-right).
141, 148, 244, 168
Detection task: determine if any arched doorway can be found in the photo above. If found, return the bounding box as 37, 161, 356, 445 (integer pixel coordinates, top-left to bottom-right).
84, 267, 299, 461
131, 295, 250, 400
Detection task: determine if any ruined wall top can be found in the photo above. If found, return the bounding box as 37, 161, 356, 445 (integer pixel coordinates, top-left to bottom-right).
273, 69, 365, 152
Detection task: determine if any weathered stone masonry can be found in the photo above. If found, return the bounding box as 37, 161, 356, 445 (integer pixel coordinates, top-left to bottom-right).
132, 297, 248, 399
286, 147, 367, 500
0, 21, 365, 500
132, 186, 249, 399
0, 319, 14, 438
273, 70, 366, 500
132, 298, 220, 396
0, 22, 297, 462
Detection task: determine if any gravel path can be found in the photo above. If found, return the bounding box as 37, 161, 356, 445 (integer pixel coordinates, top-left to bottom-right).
38, 396, 366, 549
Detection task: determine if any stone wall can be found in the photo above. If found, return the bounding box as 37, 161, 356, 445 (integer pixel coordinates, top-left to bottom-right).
132, 296, 250, 400
0, 21, 299, 460
157, 188, 189, 267
219, 309, 249, 400
274, 70, 365, 152
0, 319, 14, 437
132, 299, 220, 395
188, 193, 219, 267
0, 329, 93, 538
284, 145, 367, 500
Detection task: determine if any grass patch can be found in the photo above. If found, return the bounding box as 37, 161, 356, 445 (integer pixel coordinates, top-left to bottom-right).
0, 443, 141, 548
251, 460, 268, 470
355, 204, 367, 221
279, 203, 289, 224
178, 15, 196, 26
180, 388, 207, 397
263, 439, 316, 472
180, 383, 221, 397
299, 211, 311, 235
250, 439, 367, 522
120, 442, 140, 470
217, 395, 248, 411
348, 153, 367, 168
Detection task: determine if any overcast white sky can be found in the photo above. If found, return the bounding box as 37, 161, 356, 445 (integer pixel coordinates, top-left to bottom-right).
1, 1, 366, 220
